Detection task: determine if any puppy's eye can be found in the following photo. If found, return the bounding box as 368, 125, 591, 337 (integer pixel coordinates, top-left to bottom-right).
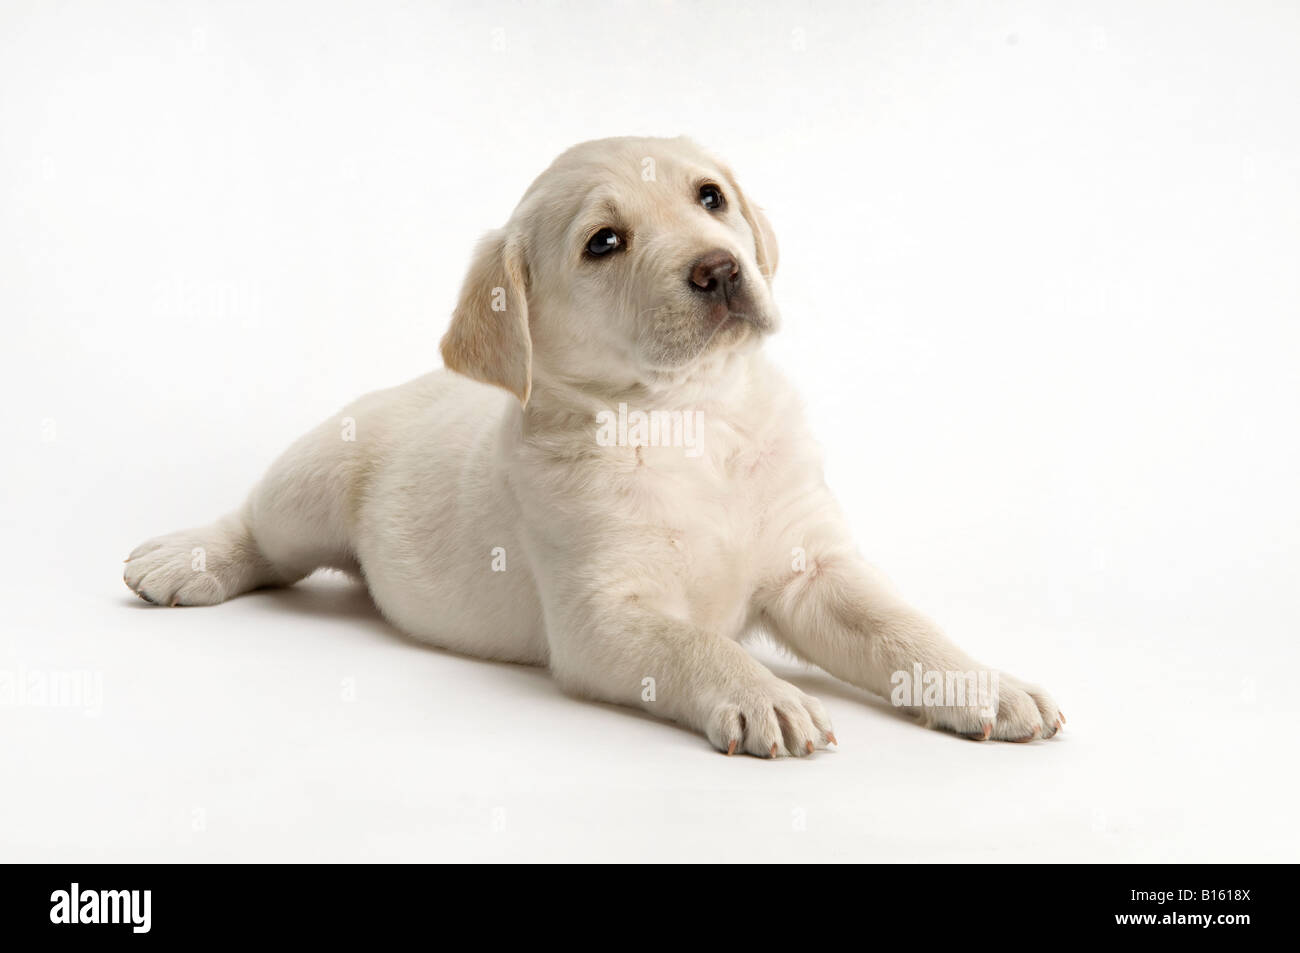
586, 228, 622, 257
699, 184, 725, 211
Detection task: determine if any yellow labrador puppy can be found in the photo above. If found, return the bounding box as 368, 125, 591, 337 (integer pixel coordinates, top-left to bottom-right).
125, 136, 1062, 755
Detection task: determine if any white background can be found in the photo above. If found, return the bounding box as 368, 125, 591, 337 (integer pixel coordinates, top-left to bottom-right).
2, 0, 1297, 862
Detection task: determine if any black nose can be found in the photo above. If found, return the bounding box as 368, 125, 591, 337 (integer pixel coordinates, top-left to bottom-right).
688, 250, 740, 298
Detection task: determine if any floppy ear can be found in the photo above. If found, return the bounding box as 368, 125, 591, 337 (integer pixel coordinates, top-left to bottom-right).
716, 162, 779, 281
439, 228, 532, 405
742, 199, 779, 282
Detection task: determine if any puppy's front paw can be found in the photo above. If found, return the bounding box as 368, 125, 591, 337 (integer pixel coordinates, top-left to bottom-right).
919, 671, 1063, 742
705, 678, 836, 758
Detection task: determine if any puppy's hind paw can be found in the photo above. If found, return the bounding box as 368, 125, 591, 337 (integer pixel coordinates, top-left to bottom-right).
124, 532, 229, 606
123, 518, 269, 607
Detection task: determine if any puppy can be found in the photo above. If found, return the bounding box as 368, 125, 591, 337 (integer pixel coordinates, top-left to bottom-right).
125, 136, 1062, 755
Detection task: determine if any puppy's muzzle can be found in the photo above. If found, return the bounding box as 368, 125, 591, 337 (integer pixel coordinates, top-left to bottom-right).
687, 248, 773, 332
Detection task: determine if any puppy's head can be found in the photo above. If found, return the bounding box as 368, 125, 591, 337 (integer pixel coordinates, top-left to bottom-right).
441, 136, 779, 404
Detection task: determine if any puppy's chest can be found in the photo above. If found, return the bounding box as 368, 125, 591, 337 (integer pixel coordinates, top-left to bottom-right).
617, 418, 790, 568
